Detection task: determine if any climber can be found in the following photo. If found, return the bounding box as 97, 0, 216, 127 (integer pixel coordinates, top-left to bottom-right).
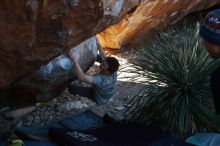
199, 9, 220, 114
68, 37, 120, 106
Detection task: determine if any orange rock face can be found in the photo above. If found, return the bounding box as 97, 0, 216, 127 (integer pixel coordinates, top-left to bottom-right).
0, 0, 139, 89
98, 0, 220, 50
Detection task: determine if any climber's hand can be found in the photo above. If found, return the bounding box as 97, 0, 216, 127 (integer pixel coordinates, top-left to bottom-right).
68, 50, 78, 62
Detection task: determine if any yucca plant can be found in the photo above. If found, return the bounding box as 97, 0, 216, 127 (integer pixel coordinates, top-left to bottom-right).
124, 24, 220, 137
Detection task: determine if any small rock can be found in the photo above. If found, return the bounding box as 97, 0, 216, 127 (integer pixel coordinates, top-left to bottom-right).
72, 101, 88, 109
114, 105, 125, 111
122, 96, 129, 101
125, 104, 132, 107
109, 98, 114, 102
58, 101, 88, 111
34, 115, 40, 124
35, 103, 42, 106
82, 103, 89, 108
115, 92, 120, 95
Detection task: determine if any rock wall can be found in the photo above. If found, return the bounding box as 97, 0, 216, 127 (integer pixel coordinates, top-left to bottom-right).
98, 0, 220, 50
0, 0, 139, 90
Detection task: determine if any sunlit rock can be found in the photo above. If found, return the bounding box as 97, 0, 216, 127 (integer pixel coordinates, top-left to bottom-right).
58, 101, 89, 112
98, 0, 220, 50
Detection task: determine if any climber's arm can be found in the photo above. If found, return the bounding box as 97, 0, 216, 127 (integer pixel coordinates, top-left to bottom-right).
68, 50, 93, 84
96, 37, 106, 61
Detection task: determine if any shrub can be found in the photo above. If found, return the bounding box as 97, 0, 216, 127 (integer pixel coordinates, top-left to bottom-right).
124, 24, 220, 137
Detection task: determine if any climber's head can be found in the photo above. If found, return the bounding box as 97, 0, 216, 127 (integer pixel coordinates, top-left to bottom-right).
100, 57, 120, 73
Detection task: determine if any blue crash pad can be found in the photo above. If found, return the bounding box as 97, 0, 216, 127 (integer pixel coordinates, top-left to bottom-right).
61, 110, 103, 130
15, 110, 103, 141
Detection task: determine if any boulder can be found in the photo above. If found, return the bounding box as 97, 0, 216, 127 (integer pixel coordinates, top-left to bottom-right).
0, 0, 140, 89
